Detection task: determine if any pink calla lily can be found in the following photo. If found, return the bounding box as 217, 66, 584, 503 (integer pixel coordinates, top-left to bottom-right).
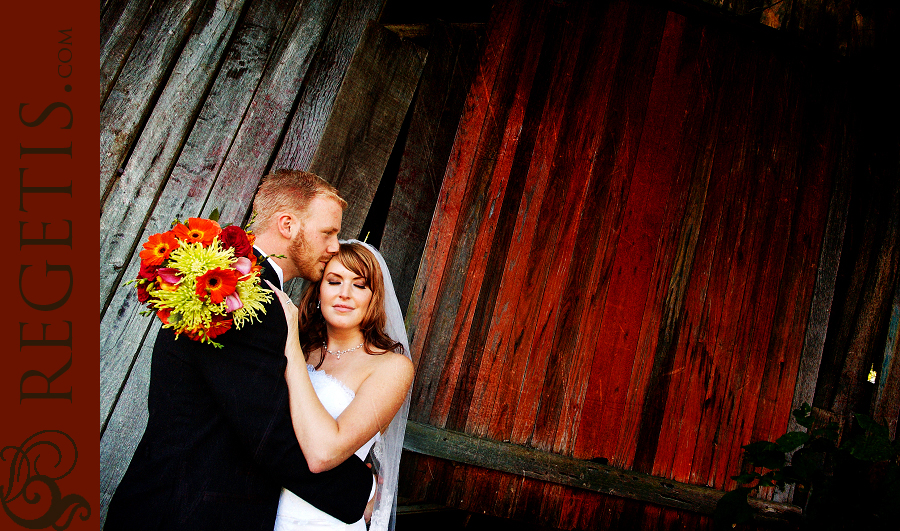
233, 257, 252, 276
225, 292, 243, 312
157, 268, 182, 284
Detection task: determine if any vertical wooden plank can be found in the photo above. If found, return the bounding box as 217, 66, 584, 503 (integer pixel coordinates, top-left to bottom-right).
632, 54, 716, 475
508, 14, 619, 445
100, 249, 159, 430
874, 277, 900, 438
379, 22, 483, 314
100, 0, 207, 202
473, 8, 593, 442
270, 0, 384, 171
710, 49, 795, 491
516, 2, 628, 454
657, 27, 776, 484
100, 0, 158, 105
201, 0, 342, 223
473, 0, 624, 449
543, 0, 640, 459
444, 0, 579, 435
827, 181, 900, 423
570, 2, 674, 466
405, 0, 523, 423
738, 55, 812, 463
308, 20, 428, 241
787, 122, 851, 435
610, 14, 720, 477
682, 39, 763, 490
748, 63, 835, 461
145, 0, 298, 228
655, 28, 751, 488
474, 0, 615, 452
100, 0, 250, 310
486, 0, 620, 448
428, 0, 548, 430
745, 66, 806, 449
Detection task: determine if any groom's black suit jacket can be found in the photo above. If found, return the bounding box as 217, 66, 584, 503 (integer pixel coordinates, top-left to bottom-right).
105, 259, 372, 530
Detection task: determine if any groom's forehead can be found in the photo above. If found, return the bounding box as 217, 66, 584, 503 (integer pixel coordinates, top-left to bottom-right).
301, 196, 342, 230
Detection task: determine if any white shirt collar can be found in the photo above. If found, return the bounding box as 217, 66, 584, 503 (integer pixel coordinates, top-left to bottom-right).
253, 244, 284, 289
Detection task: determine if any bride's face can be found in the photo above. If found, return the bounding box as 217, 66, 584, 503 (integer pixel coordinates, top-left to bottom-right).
319, 258, 373, 332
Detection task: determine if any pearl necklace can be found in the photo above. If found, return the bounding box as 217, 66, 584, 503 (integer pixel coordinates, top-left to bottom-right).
324, 342, 364, 360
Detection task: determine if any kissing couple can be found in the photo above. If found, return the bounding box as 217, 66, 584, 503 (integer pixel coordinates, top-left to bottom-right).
105, 170, 415, 530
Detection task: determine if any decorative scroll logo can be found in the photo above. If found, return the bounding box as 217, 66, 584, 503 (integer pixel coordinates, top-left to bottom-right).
1, 430, 90, 529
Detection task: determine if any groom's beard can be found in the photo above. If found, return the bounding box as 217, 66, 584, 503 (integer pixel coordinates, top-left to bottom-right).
288, 233, 330, 282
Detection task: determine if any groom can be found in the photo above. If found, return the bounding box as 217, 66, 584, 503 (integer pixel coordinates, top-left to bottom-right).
105, 170, 373, 530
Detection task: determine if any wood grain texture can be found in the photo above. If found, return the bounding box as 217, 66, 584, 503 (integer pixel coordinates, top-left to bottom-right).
99, 0, 250, 311
571, 1, 668, 466
441, 0, 555, 435
144, 0, 296, 226
475, 0, 609, 450
204, 0, 341, 225
788, 118, 850, 434
875, 278, 900, 439
309, 20, 427, 240
100, 243, 159, 431
100, 0, 158, 106
271, 0, 383, 171
404, 0, 522, 423
402, 0, 854, 525
403, 421, 801, 521
379, 22, 483, 315
100, 0, 207, 202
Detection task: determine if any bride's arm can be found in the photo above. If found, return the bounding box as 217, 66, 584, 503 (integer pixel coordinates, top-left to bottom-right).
270, 283, 414, 473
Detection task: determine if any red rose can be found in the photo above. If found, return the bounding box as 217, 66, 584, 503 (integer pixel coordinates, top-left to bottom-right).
139, 262, 160, 281
220, 225, 253, 258
137, 282, 151, 303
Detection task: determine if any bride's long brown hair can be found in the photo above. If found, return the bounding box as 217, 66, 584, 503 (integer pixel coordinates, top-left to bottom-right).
296, 242, 403, 363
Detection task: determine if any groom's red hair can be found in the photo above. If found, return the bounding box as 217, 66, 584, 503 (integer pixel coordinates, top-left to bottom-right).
250, 169, 346, 234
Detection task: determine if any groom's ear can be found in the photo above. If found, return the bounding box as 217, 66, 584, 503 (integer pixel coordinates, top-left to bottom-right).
275, 212, 296, 239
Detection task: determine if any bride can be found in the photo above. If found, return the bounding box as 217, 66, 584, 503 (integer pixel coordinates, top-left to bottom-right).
267, 240, 414, 531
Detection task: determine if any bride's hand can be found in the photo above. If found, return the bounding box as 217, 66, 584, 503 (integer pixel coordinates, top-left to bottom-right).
265, 280, 300, 345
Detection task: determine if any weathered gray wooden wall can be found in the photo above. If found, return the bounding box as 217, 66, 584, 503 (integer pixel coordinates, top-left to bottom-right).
97, 0, 492, 525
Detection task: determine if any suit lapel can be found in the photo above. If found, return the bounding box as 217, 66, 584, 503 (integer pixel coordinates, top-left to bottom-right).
254, 249, 282, 289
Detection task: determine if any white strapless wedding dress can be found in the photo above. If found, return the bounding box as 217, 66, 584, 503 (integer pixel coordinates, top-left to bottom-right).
273, 366, 378, 531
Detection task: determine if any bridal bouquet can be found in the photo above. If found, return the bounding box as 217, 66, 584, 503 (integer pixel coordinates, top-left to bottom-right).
129, 213, 273, 347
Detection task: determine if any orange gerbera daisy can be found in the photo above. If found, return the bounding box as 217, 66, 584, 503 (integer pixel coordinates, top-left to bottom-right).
205, 314, 233, 339
195, 267, 239, 304
182, 314, 232, 342
173, 217, 222, 246
139, 231, 180, 266
156, 308, 172, 325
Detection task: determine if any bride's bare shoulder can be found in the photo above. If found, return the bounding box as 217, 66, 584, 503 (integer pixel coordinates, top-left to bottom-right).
369, 350, 414, 380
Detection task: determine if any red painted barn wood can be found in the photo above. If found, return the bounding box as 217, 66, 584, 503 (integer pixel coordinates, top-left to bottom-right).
401, 0, 846, 527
